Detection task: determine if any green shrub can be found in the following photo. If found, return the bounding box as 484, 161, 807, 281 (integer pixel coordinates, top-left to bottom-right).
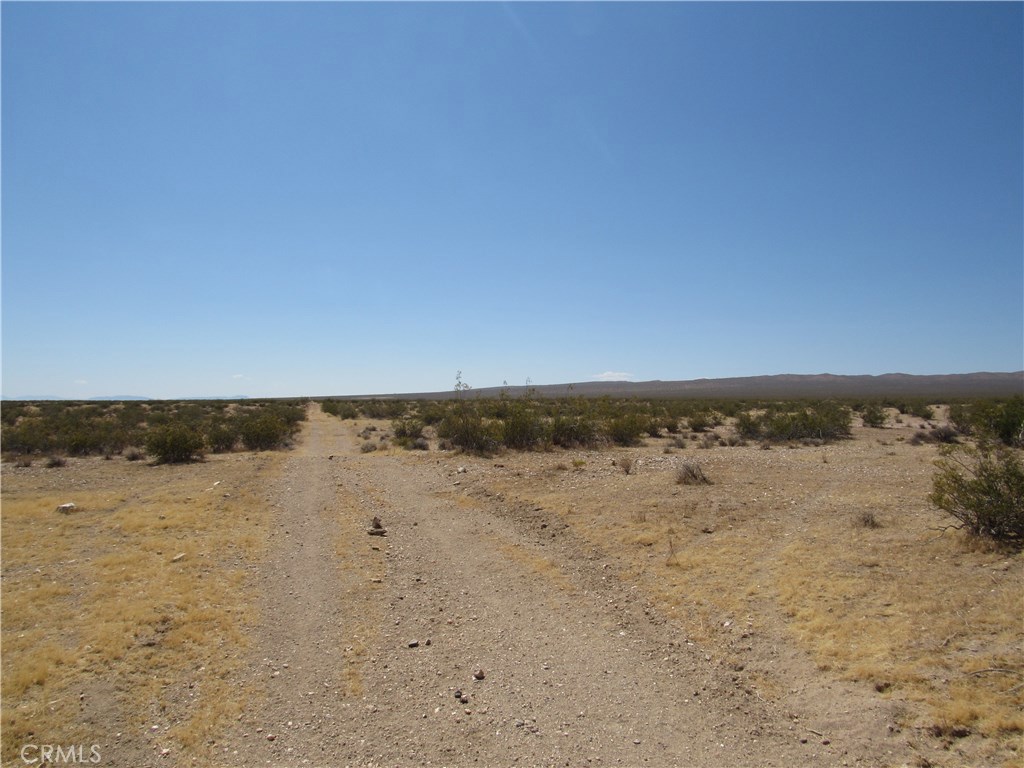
1, 418, 53, 455
929, 443, 1024, 547
501, 405, 543, 450
322, 400, 359, 419
963, 397, 1024, 448
360, 399, 408, 419
897, 400, 934, 420
736, 402, 851, 443
206, 423, 239, 453
437, 409, 499, 455
606, 413, 647, 447
239, 414, 290, 451
550, 415, 600, 448
393, 418, 425, 440
861, 403, 887, 428
146, 424, 205, 464
687, 412, 712, 433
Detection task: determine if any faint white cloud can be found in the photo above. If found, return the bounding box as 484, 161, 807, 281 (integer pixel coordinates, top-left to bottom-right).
592, 371, 635, 382
74, 379, 88, 385
232, 374, 245, 379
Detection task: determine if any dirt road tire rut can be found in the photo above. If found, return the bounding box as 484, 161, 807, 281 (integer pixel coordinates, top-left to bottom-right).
218, 407, 869, 766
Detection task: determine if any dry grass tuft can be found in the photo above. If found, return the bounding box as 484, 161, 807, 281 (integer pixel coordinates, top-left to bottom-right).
676, 462, 712, 486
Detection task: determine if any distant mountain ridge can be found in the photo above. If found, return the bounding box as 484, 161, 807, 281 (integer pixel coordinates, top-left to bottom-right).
354, 371, 1024, 401
4, 372, 1021, 402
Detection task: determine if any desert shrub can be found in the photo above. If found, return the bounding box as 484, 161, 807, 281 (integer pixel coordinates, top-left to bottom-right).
929, 443, 1024, 547
896, 400, 934, 420
550, 415, 600, 448
411, 437, 429, 451
947, 402, 973, 435
861, 403, 887, 428
959, 397, 1024, 448
501, 404, 545, 450
1, 418, 53, 455
687, 411, 712, 433
125, 448, 146, 462
322, 400, 359, 419
146, 424, 205, 464
206, 423, 239, 453
437, 409, 500, 455
735, 411, 761, 440
13, 455, 33, 467
857, 511, 882, 529
605, 413, 647, 447
360, 441, 378, 453
676, 462, 711, 485
619, 456, 634, 475
931, 425, 960, 444
909, 431, 929, 446
417, 402, 448, 426
736, 402, 851, 443
393, 418, 425, 440
239, 414, 290, 451
392, 419, 429, 449
360, 399, 408, 419
45, 455, 67, 468
698, 434, 717, 449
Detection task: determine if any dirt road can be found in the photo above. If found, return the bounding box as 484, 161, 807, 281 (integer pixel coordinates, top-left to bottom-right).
210, 405, 898, 767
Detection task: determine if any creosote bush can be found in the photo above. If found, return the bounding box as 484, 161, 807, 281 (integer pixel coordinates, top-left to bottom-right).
145, 424, 205, 464
929, 443, 1024, 547
239, 414, 291, 451
860, 403, 887, 428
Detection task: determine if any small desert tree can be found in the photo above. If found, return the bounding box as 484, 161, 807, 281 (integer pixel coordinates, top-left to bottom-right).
929, 442, 1024, 548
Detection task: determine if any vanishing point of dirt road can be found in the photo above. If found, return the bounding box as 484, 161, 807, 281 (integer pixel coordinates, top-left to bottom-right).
215, 405, 893, 767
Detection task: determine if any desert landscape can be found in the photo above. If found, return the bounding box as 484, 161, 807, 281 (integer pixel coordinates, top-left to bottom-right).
4, 3, 1021, 766
2, 387, 1022, 768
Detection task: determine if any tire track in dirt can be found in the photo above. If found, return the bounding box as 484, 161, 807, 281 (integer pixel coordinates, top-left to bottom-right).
216, 405, 377, 766
216, 407, 865, 766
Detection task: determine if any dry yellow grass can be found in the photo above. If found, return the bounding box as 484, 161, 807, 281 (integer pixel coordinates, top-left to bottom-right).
1, 452, 276, 763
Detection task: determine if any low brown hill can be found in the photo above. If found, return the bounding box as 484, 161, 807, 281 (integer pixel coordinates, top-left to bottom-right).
347, 371, 1023, 401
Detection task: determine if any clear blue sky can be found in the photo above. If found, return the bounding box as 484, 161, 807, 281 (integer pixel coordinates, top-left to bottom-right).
3, 2, 1021, 399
